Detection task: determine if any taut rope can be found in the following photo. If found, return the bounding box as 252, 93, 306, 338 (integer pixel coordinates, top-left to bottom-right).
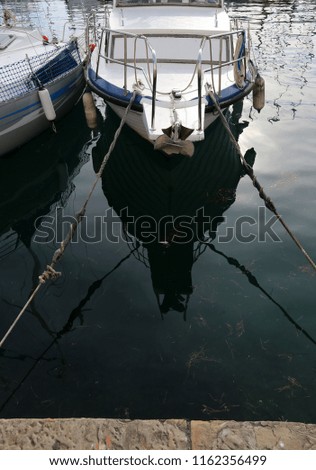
208, 89, 316, 272
0, 91, 137, 348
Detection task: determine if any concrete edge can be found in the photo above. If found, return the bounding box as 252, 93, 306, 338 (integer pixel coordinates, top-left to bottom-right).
1, 418, 316, 450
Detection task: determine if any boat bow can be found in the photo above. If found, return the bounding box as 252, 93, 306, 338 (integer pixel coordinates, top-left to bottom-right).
85, 0, 260, 153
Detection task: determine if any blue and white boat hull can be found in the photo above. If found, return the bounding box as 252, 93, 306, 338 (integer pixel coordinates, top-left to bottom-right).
0, 22, 85, 156
0, 66, 84, 156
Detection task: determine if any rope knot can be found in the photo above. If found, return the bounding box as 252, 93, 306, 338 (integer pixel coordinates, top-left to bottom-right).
132, 80, 145, 94
39, 265, 61, 284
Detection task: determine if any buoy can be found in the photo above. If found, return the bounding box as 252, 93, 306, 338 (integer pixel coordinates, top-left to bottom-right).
82, 91, 98, 129
253, 73, 265, 113
38, 87, 56, 121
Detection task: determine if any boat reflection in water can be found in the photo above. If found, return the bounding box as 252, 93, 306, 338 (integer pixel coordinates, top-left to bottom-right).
93, 102, 255, 318
0, 106, 92, 262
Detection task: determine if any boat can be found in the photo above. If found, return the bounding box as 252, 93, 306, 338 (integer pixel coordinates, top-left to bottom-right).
92, 101, 255, 316
85, 0, 263, 156
0, 7, 85, 157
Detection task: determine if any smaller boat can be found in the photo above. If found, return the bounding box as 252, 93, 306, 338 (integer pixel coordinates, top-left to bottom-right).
85, 0, 263, 156
0, 8, 85, 157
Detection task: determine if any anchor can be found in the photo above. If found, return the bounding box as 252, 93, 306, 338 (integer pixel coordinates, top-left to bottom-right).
154, 118, 195, 158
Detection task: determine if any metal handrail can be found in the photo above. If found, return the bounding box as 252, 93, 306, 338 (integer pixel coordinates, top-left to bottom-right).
88, 19, 157, 87
87, 15, 248, 131
196, 39, 205, 132
218, 35, 223, 96
88, 17, 158, 127
96, 28, 104, 77
133, 34, 157, 129
95, 52, 154, 91
124, 34, 127, 91
88, 18, 245, 89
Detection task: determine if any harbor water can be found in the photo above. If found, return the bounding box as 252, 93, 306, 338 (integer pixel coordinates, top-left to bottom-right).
0, 0, 315, 422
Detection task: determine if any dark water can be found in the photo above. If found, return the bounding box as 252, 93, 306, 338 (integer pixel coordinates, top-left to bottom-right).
0, 0, 315, 422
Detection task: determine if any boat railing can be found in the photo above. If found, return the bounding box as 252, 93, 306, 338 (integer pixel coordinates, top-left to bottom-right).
196, 38, 205, 132
88, 27, 156, 90
87, 13, 248, 130
202, 30, 247, 96
0, 43, 82, 103
87, 15, 158, 128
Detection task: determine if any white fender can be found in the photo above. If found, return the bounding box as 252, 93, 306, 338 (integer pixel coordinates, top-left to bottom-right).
82, 91, 98, 129
38, 87, 56, 121
253, 74, 265, 113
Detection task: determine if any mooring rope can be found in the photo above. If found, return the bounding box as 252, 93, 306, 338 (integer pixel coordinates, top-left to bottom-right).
0, 91, 137, 348
208, 89, 316, 272
0, 244, 140, 414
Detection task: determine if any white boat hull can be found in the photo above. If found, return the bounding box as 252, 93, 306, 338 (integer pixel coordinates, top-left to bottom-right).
107, 100, 219, 143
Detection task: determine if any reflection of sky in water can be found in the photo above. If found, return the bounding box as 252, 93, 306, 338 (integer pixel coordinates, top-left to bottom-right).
0, 0, 316, 422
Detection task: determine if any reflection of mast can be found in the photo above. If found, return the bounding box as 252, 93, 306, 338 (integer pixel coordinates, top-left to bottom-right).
148, 242, 194, 319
